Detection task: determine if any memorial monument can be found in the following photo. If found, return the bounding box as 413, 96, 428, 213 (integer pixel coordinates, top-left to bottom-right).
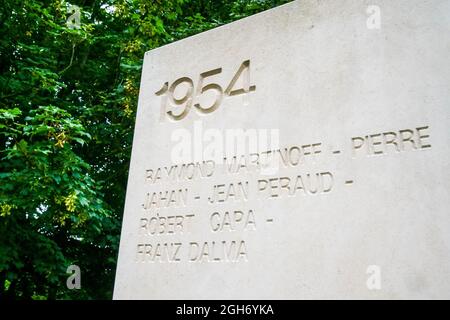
114, 0, 450, 299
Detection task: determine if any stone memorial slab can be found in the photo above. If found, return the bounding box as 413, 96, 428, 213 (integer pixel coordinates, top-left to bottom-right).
114, 0, 450, 299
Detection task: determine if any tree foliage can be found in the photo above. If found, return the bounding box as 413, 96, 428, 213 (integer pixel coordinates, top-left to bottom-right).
0, 0, 290, 299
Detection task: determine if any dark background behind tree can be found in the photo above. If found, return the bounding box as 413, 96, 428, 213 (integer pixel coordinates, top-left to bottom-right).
0, 0, 290, 299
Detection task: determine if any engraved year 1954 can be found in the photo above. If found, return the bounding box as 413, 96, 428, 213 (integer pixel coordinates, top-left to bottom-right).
155, 60, 256, 121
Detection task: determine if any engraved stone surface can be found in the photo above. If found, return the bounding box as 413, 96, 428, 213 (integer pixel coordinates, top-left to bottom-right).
113, 0, 450, 299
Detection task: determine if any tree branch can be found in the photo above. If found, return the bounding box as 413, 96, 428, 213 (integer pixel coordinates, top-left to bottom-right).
60, 43, 76, 74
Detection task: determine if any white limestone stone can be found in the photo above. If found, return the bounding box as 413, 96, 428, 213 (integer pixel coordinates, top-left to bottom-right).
114, 0, 450, 299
